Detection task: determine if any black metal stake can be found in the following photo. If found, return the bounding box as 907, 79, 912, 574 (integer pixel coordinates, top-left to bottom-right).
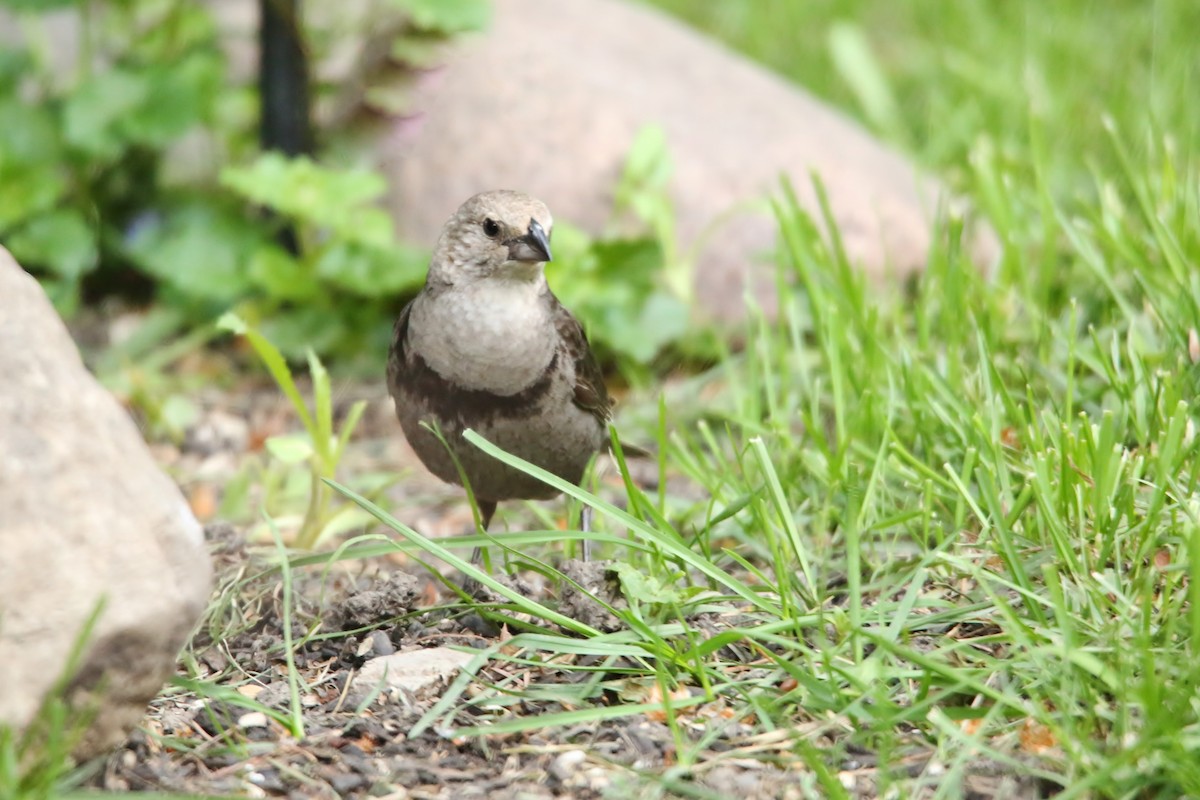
258, 0, 312, 253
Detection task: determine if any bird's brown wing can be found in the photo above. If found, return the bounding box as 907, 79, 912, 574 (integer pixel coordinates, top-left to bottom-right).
386, 299, 414, 391
552, 300, 613, 427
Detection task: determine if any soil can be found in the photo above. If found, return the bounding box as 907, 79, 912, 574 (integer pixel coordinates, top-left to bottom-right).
79, 369, 1053, 799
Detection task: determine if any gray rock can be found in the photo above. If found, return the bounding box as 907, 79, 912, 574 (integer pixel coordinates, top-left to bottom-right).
348, 647, 474, 707
0, 249, 212, 757
378, 0, 999, 322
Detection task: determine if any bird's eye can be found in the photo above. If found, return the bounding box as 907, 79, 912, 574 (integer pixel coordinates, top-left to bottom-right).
482, 218, 501, 238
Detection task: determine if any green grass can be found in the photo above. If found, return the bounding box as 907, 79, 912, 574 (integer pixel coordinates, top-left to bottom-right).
350, 148, 1199, 795
335, 1, 1200, 795
13, 0, 1200, 797
640, 0, 1200, 186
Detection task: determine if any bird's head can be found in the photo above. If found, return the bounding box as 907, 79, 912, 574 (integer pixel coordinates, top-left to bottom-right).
428, 190, 554, 286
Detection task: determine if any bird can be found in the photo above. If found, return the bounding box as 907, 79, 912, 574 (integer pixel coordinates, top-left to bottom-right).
387, 190, 614, 565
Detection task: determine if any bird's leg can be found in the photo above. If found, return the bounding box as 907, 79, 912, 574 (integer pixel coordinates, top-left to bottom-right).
580, 504, 593, 562
469, 499, 497, 568
462, 500, 497, 599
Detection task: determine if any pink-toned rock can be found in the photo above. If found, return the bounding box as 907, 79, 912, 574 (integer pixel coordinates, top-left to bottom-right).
378, 0, 998, 322
0, 248, 212, 757
0, 0, 998, 325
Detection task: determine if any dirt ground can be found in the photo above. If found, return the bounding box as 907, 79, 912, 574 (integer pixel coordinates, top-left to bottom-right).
81, 377, 1052, 799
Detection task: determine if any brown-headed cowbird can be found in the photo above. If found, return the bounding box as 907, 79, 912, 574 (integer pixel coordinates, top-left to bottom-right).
387, 190, 612, 560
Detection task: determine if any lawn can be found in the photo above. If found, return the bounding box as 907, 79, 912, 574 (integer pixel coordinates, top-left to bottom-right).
8, 0, 1200, 798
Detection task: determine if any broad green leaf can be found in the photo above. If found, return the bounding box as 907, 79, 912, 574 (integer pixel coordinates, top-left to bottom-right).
541, 221, 591, 267
363, 83, 419, 115
4, 209, 98, 280
390, 34, 449, 67
314, 241, 427, 296
589, 238, 662, 287
220, 154, 390, 242
589, 291, 687, 364
0, 101, 67, 228
0, 47, 30, 92
125, 202, 261, 302
0, 164, 68, 230
0, 99, 60, 165
39, 278, 82, 317
342, 208, 397, 248
248, 246, 321, 301
124, 51, 223, 146
62, 68, 151, 159
392, 0, 491, 33
610, 562, 684, 605
132, 3, 220, 61
256, 307, 351, 361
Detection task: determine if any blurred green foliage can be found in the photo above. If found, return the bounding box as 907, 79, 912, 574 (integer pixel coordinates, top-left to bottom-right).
642, 0, 1200, 190
548, 126, 692, 373
0, 0, 690, 379
0, 1, 229, 315
0, 0, 456, 366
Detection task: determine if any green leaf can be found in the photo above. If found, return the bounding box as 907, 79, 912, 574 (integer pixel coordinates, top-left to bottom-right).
256, 307, 352, 361
582, 288, 688, 366
589, 238, 662, 287
314, 241, 427, 296
62, 68, 151, 159
307, 348, 333, 465
133, 3, 220, 61
390, 34, 450, 68
618, 125, 672, 196
392, 0, 491, 33
221, 154, 391, 243
248, 246, 321, 301
123, 51, 223, 146
0, 101, 68, 228
0, 47, 30, 92
125, 202, 261, 303
265, 433, 315, 465
547, 235, 688, 364
215, 311, 248, 335
216, 312, 315, 434
363, 83, 419, 115
610, 562, 684, 605
39, 278, 82, 318
4, 209, 97, 280
635, 291, 690, 359
0, 99, 62, 166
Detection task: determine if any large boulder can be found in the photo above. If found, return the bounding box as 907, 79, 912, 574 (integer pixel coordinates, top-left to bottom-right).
0, 0, 998, 323
378, 0, 999, 322
0, 249, 212, 757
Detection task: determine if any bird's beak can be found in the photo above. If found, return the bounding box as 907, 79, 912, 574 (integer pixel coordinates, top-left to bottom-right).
505, 218, 552, 263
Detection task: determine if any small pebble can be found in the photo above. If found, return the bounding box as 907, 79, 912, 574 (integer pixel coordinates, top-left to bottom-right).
330, 773, 366, 794
550, 749, 587, 781
238, 711, 268, 729
370, 629, 396, 655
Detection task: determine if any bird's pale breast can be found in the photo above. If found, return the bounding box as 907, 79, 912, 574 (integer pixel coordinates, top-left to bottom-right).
408, 280, 556, 396
391, 286, 606, 503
